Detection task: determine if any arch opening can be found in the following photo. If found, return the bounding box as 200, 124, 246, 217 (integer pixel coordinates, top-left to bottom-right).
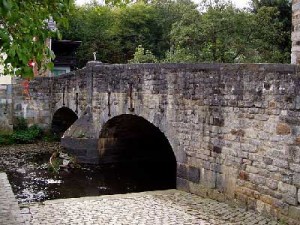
51, 107, 78, 138
98, 114, 176, 192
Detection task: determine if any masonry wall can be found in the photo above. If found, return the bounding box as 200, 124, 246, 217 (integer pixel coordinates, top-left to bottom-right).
1, 62, 300, 223
0, 83, 13, 132
86, 63, 300, 224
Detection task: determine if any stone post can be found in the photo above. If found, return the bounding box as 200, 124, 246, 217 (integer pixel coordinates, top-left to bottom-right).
292, 0, 300, 64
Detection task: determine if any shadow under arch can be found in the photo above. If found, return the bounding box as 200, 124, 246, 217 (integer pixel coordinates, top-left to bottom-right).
51, 107, 78, 138
98, 114, 176, 191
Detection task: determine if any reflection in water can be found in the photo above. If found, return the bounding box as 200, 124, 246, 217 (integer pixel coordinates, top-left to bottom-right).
7, 153, 176, 203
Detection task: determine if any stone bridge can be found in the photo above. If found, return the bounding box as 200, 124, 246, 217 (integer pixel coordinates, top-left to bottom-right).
1, 62, 300, 223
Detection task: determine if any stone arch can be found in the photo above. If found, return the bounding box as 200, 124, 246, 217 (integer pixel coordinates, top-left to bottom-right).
51, 107, 78, 137
98, 114, 177, 189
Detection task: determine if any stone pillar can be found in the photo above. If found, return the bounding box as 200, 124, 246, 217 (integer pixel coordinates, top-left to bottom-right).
292, 0, 300, 64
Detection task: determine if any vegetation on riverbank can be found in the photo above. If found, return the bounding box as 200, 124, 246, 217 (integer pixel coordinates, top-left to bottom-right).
0, 117, 58, 146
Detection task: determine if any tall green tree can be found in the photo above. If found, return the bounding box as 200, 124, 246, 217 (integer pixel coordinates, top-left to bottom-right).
167, 0, 291, 63
153, 0, 199, 59
62, 5, 116, 66
168, 2, 256, 63
113, 2, 163, 62
251, 0, 291, 62
0, 0, 73, 77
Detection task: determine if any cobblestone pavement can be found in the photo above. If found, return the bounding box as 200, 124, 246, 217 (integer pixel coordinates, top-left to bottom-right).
20, 190, 280, 225
0, 173, 24, 225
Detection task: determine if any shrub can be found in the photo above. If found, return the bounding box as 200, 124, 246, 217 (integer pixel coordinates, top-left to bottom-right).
42, 133, 60, 142
14, 117, 28, 131
11, 125, 42, 144
0, 135, 14, 145
128, 45, 158, 63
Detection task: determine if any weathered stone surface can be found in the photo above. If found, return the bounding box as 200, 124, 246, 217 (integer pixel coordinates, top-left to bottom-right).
266, 179, 279, 190
278, 182, 297, 205
0, 173, 24, 225
177, 164, 188, 179
276, 123, 291, 135
2, 62, 300, 222
293, 173, 300, 187
177, 178, 190, 192
288, 206, 300, 221
188, 166, 200, 183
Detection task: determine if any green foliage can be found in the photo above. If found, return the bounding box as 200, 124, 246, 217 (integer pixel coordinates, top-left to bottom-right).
62, 4, 116, 67
11, 125, 42, 144
0, 0, 73, 78
0, 135, 14, 145
0, 118, 44, 145
42, 133, 60, 142
128, 45, 158, 63
0, 117, 60, 145
163, 48, 197, 63
14, 117, 28, 131
61, 0, 291, 65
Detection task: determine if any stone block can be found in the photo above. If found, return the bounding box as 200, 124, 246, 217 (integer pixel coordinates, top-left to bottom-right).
256, 199, 272, 215
262, 157, 273, 165
278, 181, 297, 205
249, 174, 266, 185
200, 168, 216, 189
246, 165, 260, 174
188, 166, 200, 183
266, 179, 279, 190
215, 173, 224, 191
273, 159, 289, 169
176, 177, 190, 192
276, 123, 291, 135
290, 163, 300, 173
293, 173, 300, 187
288, 206, 300, 221
288, 146, 300, 163
189, 182, 208, 198
177, 164, 188, 179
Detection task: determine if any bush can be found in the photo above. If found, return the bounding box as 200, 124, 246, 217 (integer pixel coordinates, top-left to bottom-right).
42, 133, 60, 142
14, 117, 28, 131
11, 125, 42, 144
128, 45, 158, 63
0, 135, 14, 145
0, 117, 47, 145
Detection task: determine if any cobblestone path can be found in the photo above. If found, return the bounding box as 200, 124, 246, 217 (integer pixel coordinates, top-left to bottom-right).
21, 190, 280, 225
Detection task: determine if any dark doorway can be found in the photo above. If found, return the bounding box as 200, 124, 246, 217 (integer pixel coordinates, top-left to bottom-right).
51, 107, 78, 137
98, 114, 176, 192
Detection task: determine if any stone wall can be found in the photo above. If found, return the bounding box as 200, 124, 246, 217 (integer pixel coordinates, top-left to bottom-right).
60, 62, 300, 224
292, 0, 300, 64
0, 83, 13, 133
1, 62, 300, 223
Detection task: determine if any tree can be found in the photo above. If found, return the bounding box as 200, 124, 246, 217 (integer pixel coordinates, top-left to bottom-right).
169, 2, 256, 63
153, 0, 199, 60
250, 5, 288, 62
250, 0, 291, 62
61, 4, 116, 67
167, 0, 290, 63
0, 0, 73, 78
113, 2, 163, 62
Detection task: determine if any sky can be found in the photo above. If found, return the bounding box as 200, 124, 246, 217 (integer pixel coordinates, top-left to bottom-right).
75, 0, 250, 9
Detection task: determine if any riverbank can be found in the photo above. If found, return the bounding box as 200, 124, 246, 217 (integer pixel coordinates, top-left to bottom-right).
0, 142, 61, 172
